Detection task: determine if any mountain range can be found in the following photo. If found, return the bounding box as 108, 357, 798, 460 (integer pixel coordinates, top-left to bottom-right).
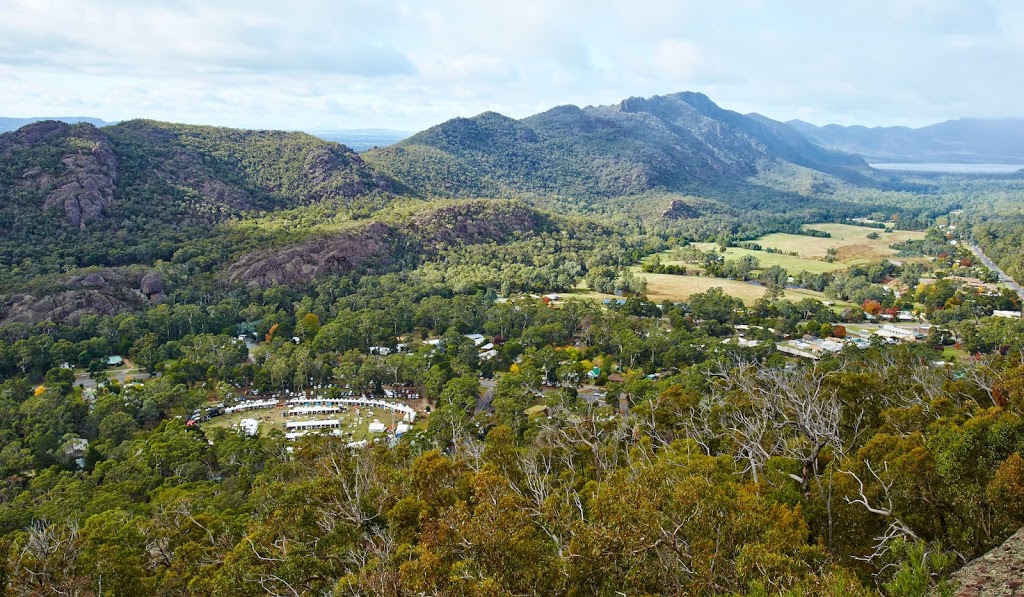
365, 92, 871, 199
0, 91, 1012, 318
789, 118, 1024, 164
0, 116, 113, 133
0, 92, 885, 246
11, 110, 1024, 167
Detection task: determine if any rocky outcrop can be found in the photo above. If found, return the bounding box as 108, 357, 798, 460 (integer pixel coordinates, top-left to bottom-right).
4, 121, 119, 229
410, 201, 541, 248
228, 222, 397, 288
36, 126, 118, 228
661, 199, 701, 220
2, 289, 142, 327
228, 201, 544, 288
0, 267, 159, 327
951, 527, 1024, 596
303, 146, 393, 198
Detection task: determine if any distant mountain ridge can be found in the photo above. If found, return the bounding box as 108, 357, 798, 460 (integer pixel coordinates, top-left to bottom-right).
365, 91, 871, 199
789, 118, 1024, 164
0, 116, 113, 133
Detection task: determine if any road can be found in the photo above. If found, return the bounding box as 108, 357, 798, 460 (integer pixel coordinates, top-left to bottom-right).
475, 379, 497, 415
75, 360, 154, 390
474, 378, 606, 415
967, 243, 1024, 301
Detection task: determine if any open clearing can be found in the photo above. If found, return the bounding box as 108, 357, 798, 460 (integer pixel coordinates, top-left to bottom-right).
657, 223, 929, 278
572, 223, 926, 307
204, 404, 411, 440
684, 245, 846, 274
566, 271, 852, 307
757, 224, 926, 264
635, 272, 845, 305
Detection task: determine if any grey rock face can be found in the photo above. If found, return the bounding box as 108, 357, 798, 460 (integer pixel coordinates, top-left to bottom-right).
41, 131, 118, 228
140, 272, 165, 297
951, 527, 1024, 596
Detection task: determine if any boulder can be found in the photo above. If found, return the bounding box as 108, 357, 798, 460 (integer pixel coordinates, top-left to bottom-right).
140, 272, 165, 297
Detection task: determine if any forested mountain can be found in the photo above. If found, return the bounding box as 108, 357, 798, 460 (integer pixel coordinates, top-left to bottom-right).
0, 119, 394, 286
0, 93, 984, 312
790, 117, 1024, 164
365, 92, 873, 199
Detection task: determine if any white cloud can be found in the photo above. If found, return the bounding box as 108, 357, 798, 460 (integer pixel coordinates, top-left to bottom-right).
0, 0, 1020, 130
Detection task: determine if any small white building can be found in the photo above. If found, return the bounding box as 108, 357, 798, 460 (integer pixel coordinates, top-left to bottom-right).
239, 419, 260, 437
286, 419, 341, 431
815, 339, 845, 353
288, 405, 342, 417
225, 399, 278, 414
993, 310, 1022, 319
874, 325, 923, 342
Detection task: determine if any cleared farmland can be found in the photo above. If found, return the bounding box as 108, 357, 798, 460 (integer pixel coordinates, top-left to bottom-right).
685, 245, 846, 274
661, 223, 929, 274
758, 224, 927, 264
637, 272, 844, 305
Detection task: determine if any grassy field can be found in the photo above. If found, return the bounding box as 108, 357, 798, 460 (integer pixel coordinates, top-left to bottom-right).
569, 223, 927, 307
204, 404, 412, 440
557, 288, 625, 303
757, 224, 926, 264
660, 224, 928, 279
635, 272, 848, 305
685, 245, 846, 274
565, 272, 850, 307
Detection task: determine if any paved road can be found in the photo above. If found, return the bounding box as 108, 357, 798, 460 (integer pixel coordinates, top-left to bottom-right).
475, 379, 497, 414
968, 243, 1024, 301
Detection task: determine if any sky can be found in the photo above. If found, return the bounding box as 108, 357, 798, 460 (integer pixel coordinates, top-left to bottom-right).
1, 0, 1022, 132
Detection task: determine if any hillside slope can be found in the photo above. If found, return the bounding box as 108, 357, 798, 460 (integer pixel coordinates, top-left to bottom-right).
0, 120, 394, 286
365, 91, 871, 199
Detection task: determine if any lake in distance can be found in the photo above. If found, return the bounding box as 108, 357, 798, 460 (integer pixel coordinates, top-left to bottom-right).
870, 163, 1024, 173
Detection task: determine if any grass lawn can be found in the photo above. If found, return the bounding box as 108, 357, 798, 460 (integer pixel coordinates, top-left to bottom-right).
639, 223, 931, 305
557, 288, 624, 303
658, 224, 927, 281
941, 346, 970, 362
204, 404, 414, 440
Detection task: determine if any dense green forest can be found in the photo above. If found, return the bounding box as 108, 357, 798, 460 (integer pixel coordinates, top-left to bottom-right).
2, 97, 1024, 595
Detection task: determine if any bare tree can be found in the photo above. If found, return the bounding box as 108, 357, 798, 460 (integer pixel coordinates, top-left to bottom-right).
717, 361, 846, 494
839, 461, 920, 565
